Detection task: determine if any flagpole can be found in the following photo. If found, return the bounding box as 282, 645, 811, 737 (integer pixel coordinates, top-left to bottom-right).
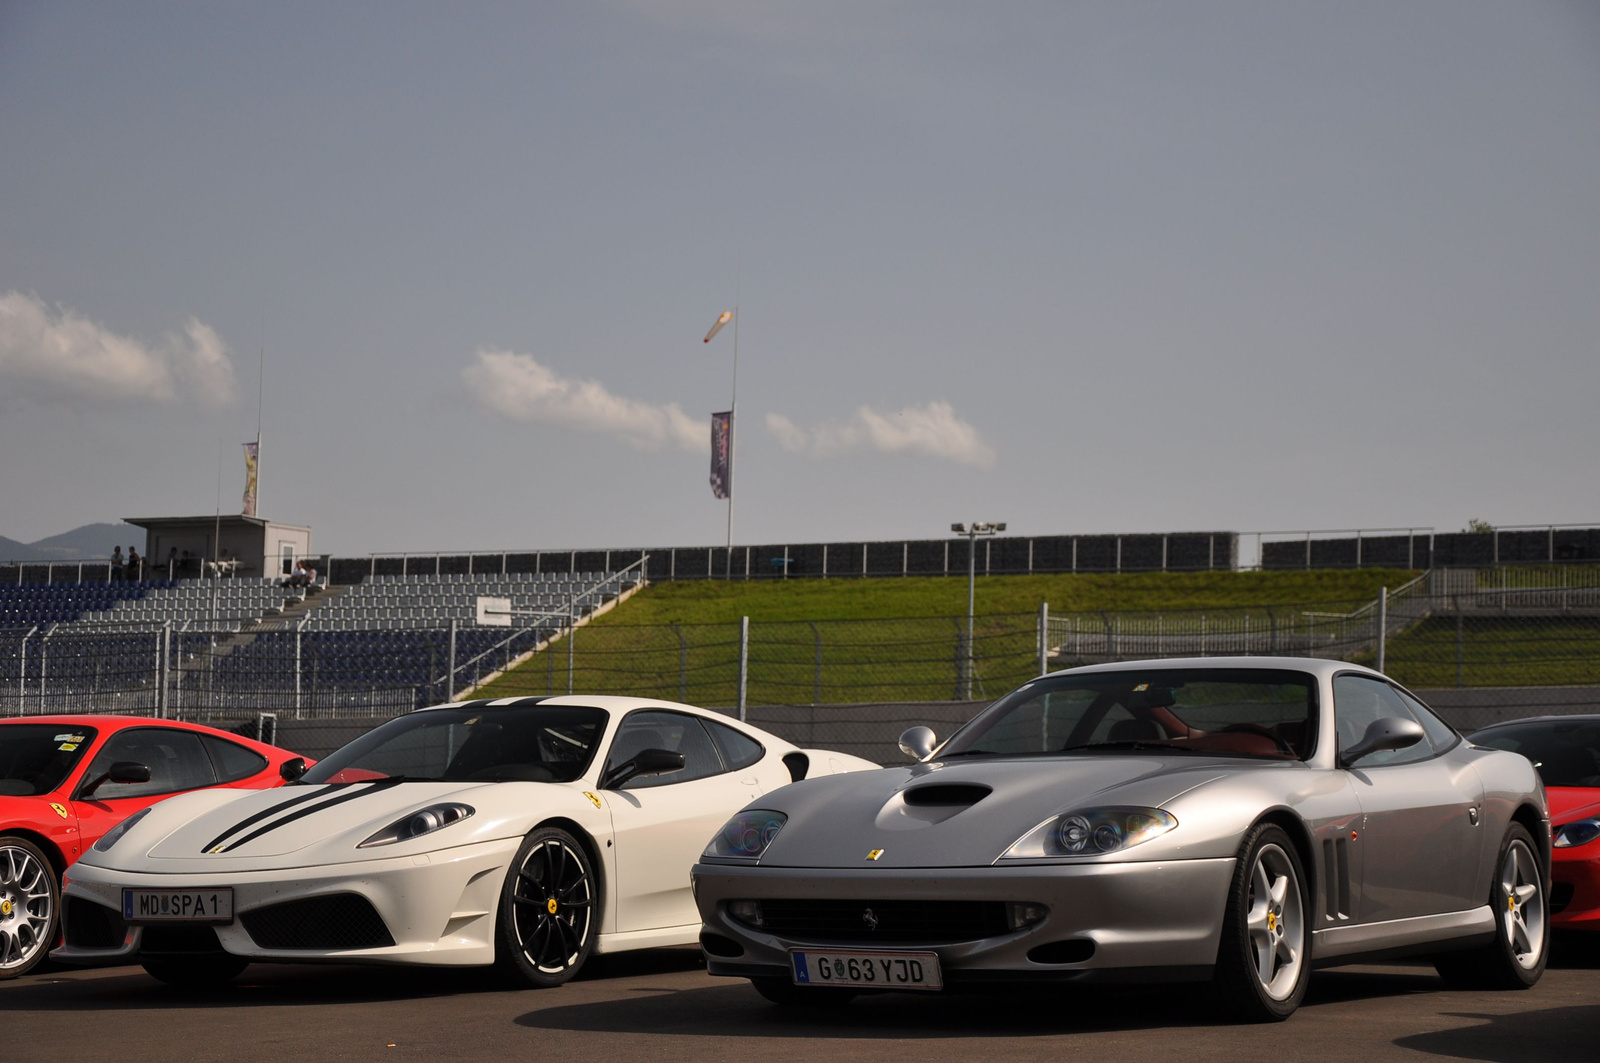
726, 301, 738, 578
255, 347, 265, 515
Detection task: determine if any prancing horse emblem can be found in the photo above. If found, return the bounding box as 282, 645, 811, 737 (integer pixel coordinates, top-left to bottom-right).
866, 848, 884, 861
862, 908, 879, 930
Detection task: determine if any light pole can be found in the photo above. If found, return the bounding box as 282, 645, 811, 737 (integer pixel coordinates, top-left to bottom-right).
951, 521, 1006, 700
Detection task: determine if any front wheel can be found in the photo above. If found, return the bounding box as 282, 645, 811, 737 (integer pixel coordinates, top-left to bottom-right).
1434, 823, 1547, 989
1212, 823, 1311, 1022
140, 955, 249, 988
0, 836, 58, 981
494, 827, 597, 988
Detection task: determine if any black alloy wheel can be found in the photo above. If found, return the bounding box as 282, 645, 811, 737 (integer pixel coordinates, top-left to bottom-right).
495, 826, 596, 987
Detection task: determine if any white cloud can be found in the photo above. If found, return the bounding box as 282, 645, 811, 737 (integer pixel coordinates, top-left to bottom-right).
765, 401, 997, 469
0, 290, 239, 406
462, 349, 704, 453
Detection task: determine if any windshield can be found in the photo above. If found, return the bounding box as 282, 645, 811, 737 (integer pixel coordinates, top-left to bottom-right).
1473, 719, 1600, 789
941, 668, 1317, 761
302, 705, 608, 785
0, 724, 98, 797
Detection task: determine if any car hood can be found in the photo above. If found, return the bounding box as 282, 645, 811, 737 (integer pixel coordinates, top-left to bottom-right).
1548, 786, 1600, 825
85, 779, 541, 873
748, 754, 1257, 869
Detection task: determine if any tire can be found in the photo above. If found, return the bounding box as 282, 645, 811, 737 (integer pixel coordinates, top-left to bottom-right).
493, 826, 597, 988
0, 836, 59, 981
1212, 823, 1311, 1022
750, 976, 857, 1008
139, 955, 249, 988
1434, 823, 1548, 990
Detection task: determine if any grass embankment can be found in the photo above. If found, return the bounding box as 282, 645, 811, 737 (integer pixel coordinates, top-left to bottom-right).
468, 569, 1418, 705
1384, 617, 1600, 689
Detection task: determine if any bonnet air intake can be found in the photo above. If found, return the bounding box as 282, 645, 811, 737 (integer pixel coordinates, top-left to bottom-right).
900, 783, 992, 807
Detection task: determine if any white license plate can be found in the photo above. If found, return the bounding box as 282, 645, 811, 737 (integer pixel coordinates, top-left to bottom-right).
790, 949, 942, 990
123, 888, 234, 924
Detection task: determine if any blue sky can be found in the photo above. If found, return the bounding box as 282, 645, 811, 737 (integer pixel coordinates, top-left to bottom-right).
2, 1, 1596, 557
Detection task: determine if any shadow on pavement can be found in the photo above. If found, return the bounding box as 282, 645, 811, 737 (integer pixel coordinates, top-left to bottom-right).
1392, 1005, 1600, 1063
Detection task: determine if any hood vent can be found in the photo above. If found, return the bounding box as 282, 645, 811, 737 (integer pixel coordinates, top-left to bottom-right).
901, 783, 992, 808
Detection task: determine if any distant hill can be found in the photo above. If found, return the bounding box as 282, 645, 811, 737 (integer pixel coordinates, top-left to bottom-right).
0, 522, 138, 562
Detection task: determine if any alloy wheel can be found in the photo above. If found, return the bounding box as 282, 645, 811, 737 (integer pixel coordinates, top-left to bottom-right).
510, 837, 593, 975
1499, 838, 1545, 970
1246, 842, 1304, 1001
0, 843, 54, 974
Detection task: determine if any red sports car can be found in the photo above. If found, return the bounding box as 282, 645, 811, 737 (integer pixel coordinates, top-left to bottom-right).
1472, 715, 1600, 932
0, 715, 308, 978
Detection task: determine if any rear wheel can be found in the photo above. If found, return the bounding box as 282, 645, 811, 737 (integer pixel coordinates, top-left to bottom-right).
750, 976, 856, 1007
0, 836, 58, 981
1212, 823, 1310, 1022
1434, 823, 1547, 989
139, 955, 249, 988
494, 827, 596, 988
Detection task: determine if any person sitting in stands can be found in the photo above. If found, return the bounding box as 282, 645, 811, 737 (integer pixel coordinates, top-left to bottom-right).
282, 559, 311, 588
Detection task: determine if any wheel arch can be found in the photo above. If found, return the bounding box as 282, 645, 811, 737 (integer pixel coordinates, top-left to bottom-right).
532, 816, 607, 921
0, 829, 68, 879
1252, 808, 1318, 912
1508, 803, 1549, 865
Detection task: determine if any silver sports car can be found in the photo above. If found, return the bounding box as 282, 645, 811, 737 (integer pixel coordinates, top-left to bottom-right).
693, 657, 1550, 1021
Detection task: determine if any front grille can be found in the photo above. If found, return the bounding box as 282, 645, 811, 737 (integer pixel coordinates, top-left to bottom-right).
241, 893, 395, 951
1550, 882, 1575, 915
748, 900, 1009, 944
65, 897, 126, 949
140, 925, 225, 955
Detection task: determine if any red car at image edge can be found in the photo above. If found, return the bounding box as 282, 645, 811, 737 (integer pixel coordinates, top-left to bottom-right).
1, 715, 310, 979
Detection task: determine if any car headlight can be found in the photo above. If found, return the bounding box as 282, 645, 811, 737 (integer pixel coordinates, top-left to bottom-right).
1001, 807, 1177, 859
357, 803, 474, 848
92, 807, 153, 853
704, 810, 787, 860
1555, 817, 1600, 848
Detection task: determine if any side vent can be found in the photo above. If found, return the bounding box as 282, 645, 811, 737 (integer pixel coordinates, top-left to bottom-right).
1322, 837, 1351, 920
782, 752, 809, 782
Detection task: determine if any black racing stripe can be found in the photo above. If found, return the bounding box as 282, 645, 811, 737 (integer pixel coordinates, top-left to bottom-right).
217, 778, 407, 853
200, 784, 353, 854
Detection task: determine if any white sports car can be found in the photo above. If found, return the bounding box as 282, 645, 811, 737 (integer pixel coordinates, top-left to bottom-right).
53, 696, 876, 987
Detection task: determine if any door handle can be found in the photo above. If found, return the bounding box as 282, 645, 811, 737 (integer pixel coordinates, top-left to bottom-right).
1467, 806, 1480, 826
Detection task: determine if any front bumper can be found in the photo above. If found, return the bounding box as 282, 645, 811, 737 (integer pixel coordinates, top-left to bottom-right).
1552, 844, 1600, 931
53, 837, 522, 968
692, 857, 1235, 986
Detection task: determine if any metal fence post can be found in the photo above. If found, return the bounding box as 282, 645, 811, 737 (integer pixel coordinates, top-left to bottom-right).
159, 623, 170, 719
447, 619, 458, 701
567, 593, 575, 695
1376, 587, 1388, 673
737, 616, 749, 721
673, 624, 687, 703
810, 621, 822, 705
294, 619, 304, 719
1038, 602, 1049, 676
1455, 602, 1464, 687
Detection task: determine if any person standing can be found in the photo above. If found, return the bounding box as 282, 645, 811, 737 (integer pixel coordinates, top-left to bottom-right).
127, 546, 142, 582
110, 546, 124, 582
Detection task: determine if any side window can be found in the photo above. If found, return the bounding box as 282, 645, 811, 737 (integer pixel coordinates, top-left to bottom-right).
1332, 675, 1432, 767
202, 736, 270, 784
704, 719, 764, 772
1392, 688, 1459, 753
605, 711, 724, 790
81, 728, 218, 800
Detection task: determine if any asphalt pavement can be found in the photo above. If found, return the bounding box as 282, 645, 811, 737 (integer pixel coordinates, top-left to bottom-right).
7, 940, 1599, 1063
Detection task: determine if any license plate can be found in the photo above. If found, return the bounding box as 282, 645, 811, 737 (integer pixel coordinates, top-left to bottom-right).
122, 888, 234, 924
790, 949, 942, 990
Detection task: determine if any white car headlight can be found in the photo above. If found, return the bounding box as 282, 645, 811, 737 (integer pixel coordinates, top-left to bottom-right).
358, 803, 474, 848
92, 807, 153, 854
1001, 807, 1177, 859
1554, 817, 1600, 848
704, 810, 787, 860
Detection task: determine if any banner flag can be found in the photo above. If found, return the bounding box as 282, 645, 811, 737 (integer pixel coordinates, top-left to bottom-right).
710, 411, 732, 500
242, 441, 259, 517
704, 310, 733, 343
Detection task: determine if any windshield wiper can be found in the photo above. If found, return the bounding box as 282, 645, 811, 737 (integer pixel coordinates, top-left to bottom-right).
939, 749, 1003, 758
1056, 740, 1205, 754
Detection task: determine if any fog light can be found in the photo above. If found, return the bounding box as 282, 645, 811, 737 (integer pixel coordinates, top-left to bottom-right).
1006, 902, 1048, 930
728, 899, 763, 926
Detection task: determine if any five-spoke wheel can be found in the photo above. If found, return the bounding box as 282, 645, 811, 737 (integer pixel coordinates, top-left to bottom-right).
495, 827, 596, 987
0, 837, 57, 980
1435, 823, 1547, 989
1214, 823, 1310, 1021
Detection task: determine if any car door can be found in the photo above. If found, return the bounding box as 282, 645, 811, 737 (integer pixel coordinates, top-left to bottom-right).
69, 726, 220, 849
1334, 674, 1485, 923
602, 710, 760, 933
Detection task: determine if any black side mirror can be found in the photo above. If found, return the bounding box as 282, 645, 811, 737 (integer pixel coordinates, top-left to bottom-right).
602, 748, 686, 790
279, 757, 308, 782
79, 761, 153, 798
1340, 717, 1426, 768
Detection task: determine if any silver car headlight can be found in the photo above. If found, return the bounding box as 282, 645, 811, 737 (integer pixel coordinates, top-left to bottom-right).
92, 807, 153, 853
1554, 817, 1600, 848
358, 803, 474, 848
704, 810, 787, 860
1001, 807, 1177, 859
